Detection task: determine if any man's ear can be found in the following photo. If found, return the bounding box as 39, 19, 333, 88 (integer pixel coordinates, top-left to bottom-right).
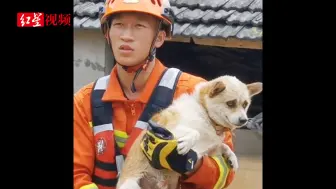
209, 81, 226, 98
154, 30, 166, 48
247, 82, 263, 97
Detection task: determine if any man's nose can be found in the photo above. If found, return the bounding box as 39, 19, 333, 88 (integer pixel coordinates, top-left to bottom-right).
120, 28, 134, 42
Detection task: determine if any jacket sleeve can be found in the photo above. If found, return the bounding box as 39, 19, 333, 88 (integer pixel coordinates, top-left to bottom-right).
180, 131, 236, 189
74, 87, 98, 189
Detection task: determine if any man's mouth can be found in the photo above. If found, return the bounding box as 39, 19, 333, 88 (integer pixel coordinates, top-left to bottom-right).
119, 45, 134, 51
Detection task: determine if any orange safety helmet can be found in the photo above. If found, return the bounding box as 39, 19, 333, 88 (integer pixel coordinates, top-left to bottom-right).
100, 0, 175, 39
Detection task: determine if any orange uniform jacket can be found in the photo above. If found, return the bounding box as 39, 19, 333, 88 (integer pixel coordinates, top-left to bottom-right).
74, 59, 235, 189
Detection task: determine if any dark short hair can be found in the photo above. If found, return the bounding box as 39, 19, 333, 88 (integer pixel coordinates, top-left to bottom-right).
107, 13, 167, 32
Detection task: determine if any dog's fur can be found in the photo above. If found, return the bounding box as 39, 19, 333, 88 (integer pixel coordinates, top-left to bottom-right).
116, 75, 263, 189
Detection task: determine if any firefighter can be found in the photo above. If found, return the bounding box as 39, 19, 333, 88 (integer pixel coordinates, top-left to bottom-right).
74, 0, 236, 189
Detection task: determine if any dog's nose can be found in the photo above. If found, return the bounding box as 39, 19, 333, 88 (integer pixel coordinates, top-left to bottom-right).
239, 118, 248, 125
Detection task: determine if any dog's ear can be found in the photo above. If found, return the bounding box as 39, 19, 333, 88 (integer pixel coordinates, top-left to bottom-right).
209, 81, 226, 98
247, 82, 263, 97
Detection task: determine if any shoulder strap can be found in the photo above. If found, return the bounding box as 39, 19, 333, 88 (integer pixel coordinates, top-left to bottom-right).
90, 75, 123, 154
90, 75, 125, 184
90, 75, 123, 155
91, 75, 112, 128
138, 67, 182, 122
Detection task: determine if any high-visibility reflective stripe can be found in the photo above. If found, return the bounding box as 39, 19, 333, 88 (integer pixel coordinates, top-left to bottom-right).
80, 183, 99, 189
212, 155, 229, 189
116, 155, 124, 177
114, 130, 128, 148
114, 121, 148, 148
93, 123, 113, 135
158, 68, 180, 89
116, 141, 125, 148
115, 135, 127, 143
114, 130, 128, 138
94, 75, 110, 90
135, 120, 149, 129
115, 136, 127, 148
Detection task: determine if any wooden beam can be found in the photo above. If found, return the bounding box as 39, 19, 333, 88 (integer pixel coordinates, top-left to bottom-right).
192, 37, 262, 50
166, 36, 191, 43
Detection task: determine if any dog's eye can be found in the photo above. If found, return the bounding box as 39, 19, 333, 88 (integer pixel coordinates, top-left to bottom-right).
242, 101, 248, 108
226, 100, 237, 108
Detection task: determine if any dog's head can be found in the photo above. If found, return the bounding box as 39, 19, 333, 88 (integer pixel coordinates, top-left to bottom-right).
197, 75, 263, 130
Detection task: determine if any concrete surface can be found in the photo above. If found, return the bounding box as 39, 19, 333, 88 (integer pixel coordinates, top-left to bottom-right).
229, 129, 262, 189
74, 30, 106, 93
229, 156, 262, 189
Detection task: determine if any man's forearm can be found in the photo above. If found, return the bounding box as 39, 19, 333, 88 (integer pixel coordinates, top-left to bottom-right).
181, 155, 234, 189
184, 157, 203, 176
181, 156, 220, 188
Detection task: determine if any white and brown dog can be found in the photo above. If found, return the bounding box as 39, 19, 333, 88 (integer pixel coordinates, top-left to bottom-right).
117, 75, 263, 189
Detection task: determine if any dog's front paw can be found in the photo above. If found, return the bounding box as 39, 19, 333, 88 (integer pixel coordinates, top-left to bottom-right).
176, 128, 200, 155
221, 143, 239, 171
227, 153, 239, 172
118, 178, 141, 189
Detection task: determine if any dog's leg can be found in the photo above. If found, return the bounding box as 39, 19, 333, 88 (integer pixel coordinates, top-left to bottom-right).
154, 170, 171, 189
170, 126, 201, 155
163, 171, 180, 189
117, 131, 149, 189
221, 143, 239, 171
118, 178, 141, 189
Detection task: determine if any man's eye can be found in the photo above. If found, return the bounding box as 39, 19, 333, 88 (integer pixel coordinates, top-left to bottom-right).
136, 24, 145, 28
113, 23, 122, 26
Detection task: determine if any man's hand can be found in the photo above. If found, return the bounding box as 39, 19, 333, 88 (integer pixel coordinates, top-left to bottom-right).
140, 121, 200, 175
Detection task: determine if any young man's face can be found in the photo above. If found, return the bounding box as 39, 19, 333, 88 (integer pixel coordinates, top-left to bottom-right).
109, 12, 166, 67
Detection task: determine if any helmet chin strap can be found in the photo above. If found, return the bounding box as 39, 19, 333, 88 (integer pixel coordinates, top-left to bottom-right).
129, 47, 156, 93
107, 20, 163, 93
